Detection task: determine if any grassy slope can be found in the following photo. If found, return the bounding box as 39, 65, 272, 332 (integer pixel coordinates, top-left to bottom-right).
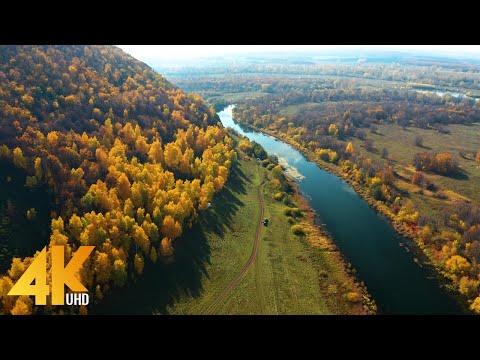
166, 152, 260, 314
167, 153, 367, 315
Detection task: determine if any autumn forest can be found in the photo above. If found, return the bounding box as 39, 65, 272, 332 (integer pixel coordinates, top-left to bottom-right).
0, 46, 235, 314
2, 45, 480, 315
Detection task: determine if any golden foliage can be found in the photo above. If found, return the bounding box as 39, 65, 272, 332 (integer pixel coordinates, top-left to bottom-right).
0, 45, 236, 314
345, 142, 354, 156
445, 255, 471, 276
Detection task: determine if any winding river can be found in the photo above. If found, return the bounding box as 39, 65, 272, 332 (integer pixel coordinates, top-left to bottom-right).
219, 105, 462, 314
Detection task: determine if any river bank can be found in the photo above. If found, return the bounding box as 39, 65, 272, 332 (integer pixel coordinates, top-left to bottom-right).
229, 116, 470, 313
220, 105, 462, 314
286, 175, 377, 314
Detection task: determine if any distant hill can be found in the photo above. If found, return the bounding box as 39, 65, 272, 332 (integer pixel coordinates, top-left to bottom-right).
0, 45, 219, 142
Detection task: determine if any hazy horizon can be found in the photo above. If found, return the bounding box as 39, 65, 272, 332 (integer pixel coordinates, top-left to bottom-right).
118, 45, 480, 63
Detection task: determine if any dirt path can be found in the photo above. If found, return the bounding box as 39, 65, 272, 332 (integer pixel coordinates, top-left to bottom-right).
254, 177, 267, 313
204, 177, 265, 315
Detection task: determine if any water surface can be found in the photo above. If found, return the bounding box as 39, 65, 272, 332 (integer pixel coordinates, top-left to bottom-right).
219, 105, 461, 314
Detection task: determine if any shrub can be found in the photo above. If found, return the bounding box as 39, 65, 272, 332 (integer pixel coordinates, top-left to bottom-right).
434, 191, 448, 200
273, 192, 285, 201
238, 138, 253, 154
284, 207, 303, 218
251, 141, 268, 159
411, 171, 424, 186
436, 125, 450, 134
315, 148, 338, 163
364, 139, 375, 152
381, 147, 389, 159
413, 151, 458, 175
356, 129, 367, 140
291, 224, 306, 236
283, 196, 295, 207
345, 292, 362, 303
414, 135, 424, 147
268, 154, 279, 165
319, 270, 328, 278
270, 179, 281, 189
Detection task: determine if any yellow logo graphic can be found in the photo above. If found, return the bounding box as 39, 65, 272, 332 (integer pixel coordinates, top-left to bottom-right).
7, 245, 95, 305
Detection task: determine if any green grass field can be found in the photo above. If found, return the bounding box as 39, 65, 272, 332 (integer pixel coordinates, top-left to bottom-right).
349, 122, 480, 222
166, 153, 365, 314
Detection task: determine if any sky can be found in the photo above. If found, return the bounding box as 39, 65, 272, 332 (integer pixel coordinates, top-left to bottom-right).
118, 45, 480, 63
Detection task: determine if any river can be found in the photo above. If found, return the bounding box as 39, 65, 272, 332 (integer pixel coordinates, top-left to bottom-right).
415, 89, 474, 99
219, 105, 462, 314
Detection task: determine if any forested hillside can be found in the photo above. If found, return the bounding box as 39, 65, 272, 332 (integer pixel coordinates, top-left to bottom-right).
0, 46, 235, 314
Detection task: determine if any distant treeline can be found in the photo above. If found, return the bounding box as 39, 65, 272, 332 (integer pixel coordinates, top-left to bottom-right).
168, 62, 480, 92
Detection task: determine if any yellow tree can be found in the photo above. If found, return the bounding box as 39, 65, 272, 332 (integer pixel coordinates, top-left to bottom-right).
238, 138, 253, 154
148, 140, 164, 164
0, 276, 15, 313
445, 255, 471, 276
95, 148, 109, 171
68, 214, 83, 241
160, 237, 173, 257
213, 176, 226, 191
121, 123, 136, 145
50, 229, 68, 245
8, 258, 26, 281
161, 215, 182, 240
51, 216, 65, 233
164, 143, 181, 170
130, 182, 144, 208
199, 182, 215, 210
116, 173, 131, 200
345, 142, 354, 156
458, 276, 479, 298
471, 296, 480, 314
94, 251, 112, 284
12, 147, 28, 170
133, 225, 150, 254
135, 137, 150, 155
328, 124, 338, 136
11, 296, 33, 315
46, 131, 60, 149
34, 157, 42, 180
